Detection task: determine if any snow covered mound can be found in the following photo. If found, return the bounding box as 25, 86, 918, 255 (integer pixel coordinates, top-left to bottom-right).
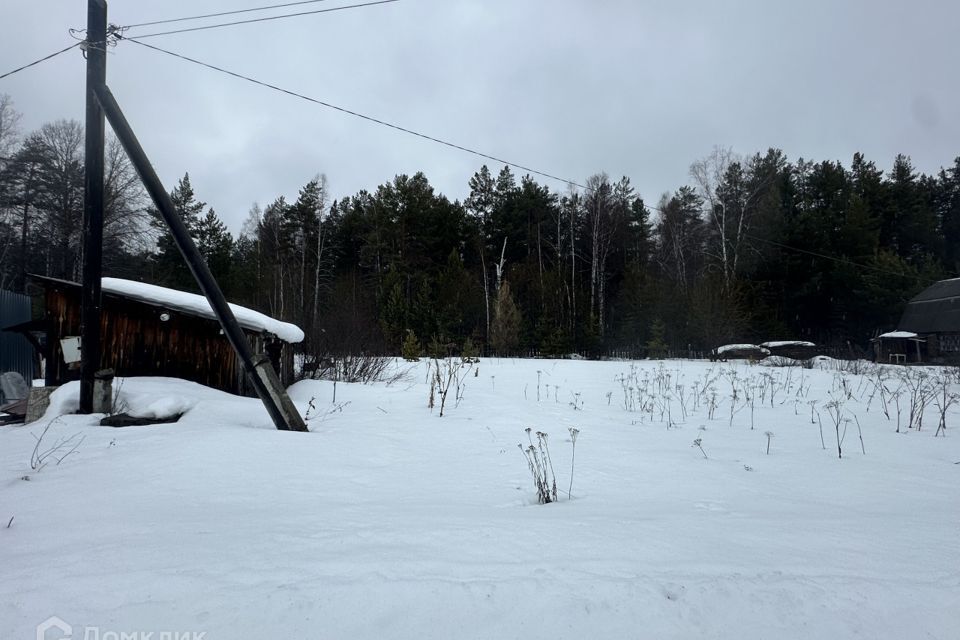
759, 340, 816, 348
715, 343, 771, 359
760, 340, 819, 360
2, 360, 958, 639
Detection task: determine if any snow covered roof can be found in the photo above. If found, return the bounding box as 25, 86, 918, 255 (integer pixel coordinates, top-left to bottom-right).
760, 340, 815, 348
102, 278, 304, 343
876, 330, 919, 340
716, 343, 770, 355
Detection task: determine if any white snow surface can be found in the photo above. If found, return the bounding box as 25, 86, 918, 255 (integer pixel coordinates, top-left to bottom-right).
759, 340, 816, 348
102, 277, 304, 343
876, 330, 919, 339
2, 359, 959, 639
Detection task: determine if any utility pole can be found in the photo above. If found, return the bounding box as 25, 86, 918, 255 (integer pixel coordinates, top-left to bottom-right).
92, 85, 308, 432
79, 0, 107, 413
72, 0, 306, 431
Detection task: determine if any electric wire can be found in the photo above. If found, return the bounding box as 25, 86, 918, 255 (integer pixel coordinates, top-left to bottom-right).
123, 36, 588, 190
119, 38, 919, 282
0, 42, 82, 82
123, 0, 339, 29
123, 0, 400, 39
743, 233, 925, 280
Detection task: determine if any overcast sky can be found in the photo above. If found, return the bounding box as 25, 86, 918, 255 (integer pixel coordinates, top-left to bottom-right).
2, 0, 958, 233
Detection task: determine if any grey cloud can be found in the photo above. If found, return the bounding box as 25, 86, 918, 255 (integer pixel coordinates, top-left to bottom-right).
2, 0, 957, 233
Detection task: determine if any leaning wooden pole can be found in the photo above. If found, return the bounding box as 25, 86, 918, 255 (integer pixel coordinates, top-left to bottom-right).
79, 0, 107, 413
92, 84, 308, 432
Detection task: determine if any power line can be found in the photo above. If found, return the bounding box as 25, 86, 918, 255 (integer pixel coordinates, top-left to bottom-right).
122, 37, 588, 190
123, 0, 400, 39
119, 37, 918, 283
743, 232, 922, 280
123, 0, 339, 29
0, 42, 82, 82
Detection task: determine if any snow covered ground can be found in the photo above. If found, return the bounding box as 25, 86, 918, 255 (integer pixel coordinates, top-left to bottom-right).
2, 358, 958, 639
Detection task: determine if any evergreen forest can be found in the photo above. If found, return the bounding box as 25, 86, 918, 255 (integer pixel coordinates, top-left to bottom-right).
2, 94, 958, 359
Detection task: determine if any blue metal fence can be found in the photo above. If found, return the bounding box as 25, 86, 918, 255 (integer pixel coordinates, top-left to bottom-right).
0, 289, 36, 404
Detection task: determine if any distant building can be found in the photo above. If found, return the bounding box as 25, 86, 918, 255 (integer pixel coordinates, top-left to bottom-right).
6, 275, 303, 395
874, 277, 960, 363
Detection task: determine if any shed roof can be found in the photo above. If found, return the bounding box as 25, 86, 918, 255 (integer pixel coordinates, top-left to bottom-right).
876, 331, 918, 339
907, 277, 960, 302
29, 275, 304, 343
898, 277, 960, 334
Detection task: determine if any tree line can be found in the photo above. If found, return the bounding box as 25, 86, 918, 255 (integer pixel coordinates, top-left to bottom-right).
2, 93, 958, 359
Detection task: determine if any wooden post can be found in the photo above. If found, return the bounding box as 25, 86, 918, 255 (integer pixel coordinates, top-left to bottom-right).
92, 84, 307, 432
79, 0, 107, 413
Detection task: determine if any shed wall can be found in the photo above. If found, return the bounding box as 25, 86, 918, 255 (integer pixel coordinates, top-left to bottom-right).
41, 284, 268, 395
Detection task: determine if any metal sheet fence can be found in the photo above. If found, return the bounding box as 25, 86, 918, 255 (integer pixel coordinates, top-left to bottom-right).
0, 289, 36, 404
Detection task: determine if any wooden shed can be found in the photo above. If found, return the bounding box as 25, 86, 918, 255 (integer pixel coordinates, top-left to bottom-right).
871, 331, 926, 364
17, 275, 303, 395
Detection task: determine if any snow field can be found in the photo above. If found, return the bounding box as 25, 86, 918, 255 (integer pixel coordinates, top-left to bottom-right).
2, 358, 958, 639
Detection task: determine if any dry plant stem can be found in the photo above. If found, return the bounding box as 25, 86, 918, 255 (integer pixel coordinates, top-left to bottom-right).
30, 418, 85, 471
30, 422, 54, 469
428, 358, 470, 417
538, 432, 558, 502
693, 438, 708, 459
826, 402, 843, 459
894, 392, 902, 433
567, 427, 579, 499
854, 415, 866, 454
305, 400, 351, 425
525, 428, 555, 503
307, 354, 403, 385
816, 410, 826, 449
932, 372, 957, 437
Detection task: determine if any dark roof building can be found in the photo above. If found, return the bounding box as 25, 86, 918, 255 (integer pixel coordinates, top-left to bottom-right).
898, 277, 960, 335
884, 277, 960, 362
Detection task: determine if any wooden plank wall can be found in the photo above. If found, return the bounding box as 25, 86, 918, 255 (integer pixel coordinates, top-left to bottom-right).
41, 284, 295, 395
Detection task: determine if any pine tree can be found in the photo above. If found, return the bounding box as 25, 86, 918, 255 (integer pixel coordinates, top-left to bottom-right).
937, 158, 960, 272
655, 186, 704, 293
491, 280, 521, 353
257, 196, 291, 317
195, 208, 234, 291
151, 173, 206, 290
401, 330, 421, 361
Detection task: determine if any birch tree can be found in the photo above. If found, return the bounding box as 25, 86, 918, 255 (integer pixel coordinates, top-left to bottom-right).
466, 165, 495, 340
691, 146, 777, 291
